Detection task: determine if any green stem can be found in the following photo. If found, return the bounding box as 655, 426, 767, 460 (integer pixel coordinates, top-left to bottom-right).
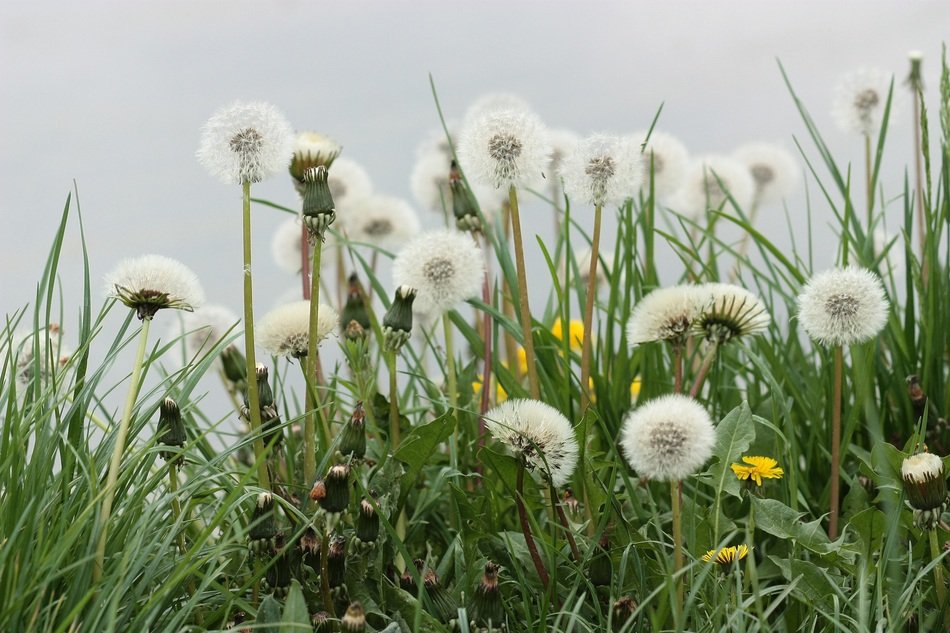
305, 237, 326, 488
388, 351, 400, 449
242, 180, 270, 491
671, 479, 684, 628
579, 204, 602, 412
508, 185, 541, 400
688, 341, 719, 399
929, 528, 947, 616
94, 317, 151, 582
864, 133, 873, 228
444, 314, 459, 470
516, 462, 550, 594
829, 345, 842, 539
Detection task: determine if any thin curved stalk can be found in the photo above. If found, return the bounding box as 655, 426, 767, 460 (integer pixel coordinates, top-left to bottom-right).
579, 203, 602, 412
508, 185, 541, 399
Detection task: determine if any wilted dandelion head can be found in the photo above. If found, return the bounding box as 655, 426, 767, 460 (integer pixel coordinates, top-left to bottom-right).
677, 155, 755, 219
560, 134, 642, 207
901, 452, 947, 518
392, 229, 484, 316
179, 304, 240, 359
633, 130, 689, 199
485, 399, 578, 487
627, 285, 706, 346
256, 300, 338, 359
327, 157, 373, 208
732, 143, 799, 205
620, 394, 715, 481
796, 266, 888, 347
341, 195, 421, 251
693, 283, 770, 344
197, 101, 294, 185
105, 254, 204, 320
832, 68, 896, 137
457, 106, 550, 189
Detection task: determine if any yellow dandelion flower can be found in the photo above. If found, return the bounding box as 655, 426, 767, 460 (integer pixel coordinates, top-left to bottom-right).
552, 318, 585, 351
730, 456, 783, 486
630, 377, 641, 399
702, 544, 750, 566
472, 376, 508, 403
516, 347, 528, 375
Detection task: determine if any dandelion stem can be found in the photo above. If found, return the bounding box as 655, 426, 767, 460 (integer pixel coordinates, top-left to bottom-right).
300, 225, 310, 300
550, 485, 581, 562
508, 185, 541, 399
579, 204, 602, 412
479, 260, 493, 426
670, 479, 684, 625
241, 180, 270, 492
94, 317, 151, 582
673, 344, 684, 394
912, 84, 929, 284
305, 236, 327, 489
864, 133, 873, 228
516, 461, 550, 596
688, 341, 719, 399
320, 528, 334, 615
388, 350, 400, 449
500, 202, 519, 382
929, 528, 947, 617
829, 344, 843, 539
444, 314, 459, 470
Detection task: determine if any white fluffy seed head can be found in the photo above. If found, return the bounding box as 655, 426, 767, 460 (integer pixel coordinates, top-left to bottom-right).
832, 68, 896, 137
620, 394, 715, 481
462, 93, 534, 129
485, 398, 578, 487
12, 326, 71, 386
633, 130, 689, 200
328, 157, 373, 209
293, 131, 342, 168
197, 101, 295, 185
627, 285, 707, 346
796, 266, 889, 346
410, 148, 454, 212
548, 128, 581, 177
271, 216, 306, 274
104, 254, 205, 318
179, 304, 241, 359
392, 229, 485, 316
693, 283, 771, 343
902, 452, 944, 483
560, 134, 643, 207
675, 155, 755, 220
457, 106, 551, 189
732, 142, 799, 205
340, 195, 421, 252
256, 300, 338, 359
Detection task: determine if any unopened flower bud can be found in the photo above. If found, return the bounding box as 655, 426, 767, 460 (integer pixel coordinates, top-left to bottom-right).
248, 492, 277, 554
612, 596, 637, 632
383, 286, 416, 352
339, 402, 367, 459
309, 479, 327, 502
902, 452, 948, 529
355, 499, 380, 543
220, 345, 248, 388
341, 273, 371, 335
311, 612, 332, 633
302, 166, 336, 238
265, 532, 293, 597
589, 532, 612, 587
469, 561, 503, 630
320, 464, 351, 513
424, 566, 458, 623
298, 526, 321, 570
450, 160, 482, 233
157, 397, 186, 462
328, 533, 347, 587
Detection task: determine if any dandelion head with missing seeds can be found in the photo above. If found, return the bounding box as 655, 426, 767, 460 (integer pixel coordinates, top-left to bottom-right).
197, 101, 295, 185
693, 283, 770, 344
289, 131, 342, 184
392, 228, 484, 316
456, 105, 550, 190
832, 67, 896, 137
560, 134, 642, 208
797, 266, 888, 347
105, 254, 204, 320
620, 394, 715, 481
485, 399, 578, 487
627, 285, 706, 347
256, 300, 338, 360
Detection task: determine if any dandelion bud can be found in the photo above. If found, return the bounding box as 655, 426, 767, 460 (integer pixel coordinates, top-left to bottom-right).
612, 596, 637, 632
383, 286, 417, 352
320, 464, 351, 513
298, 526, 321, 570
906, 51, 924, 91
290, 131, 342, 185
469, 561, 503, 631
401, 559, 425, 592
220, 345, 248, 388
243, 364, 282, 448
248, 492, 277, 554
311, 612, 332, 633
265, 532, 293, 598
341, 602, 366, 632
339, 403, 367, 459
309, 479, 327, 503
341, 273, 371, 335
344, 320, 366, 341
902, 452, 948, 529
157, 397, 186, 463
424, 567, 458, 623
327, 533, 347, 588
450, 161, 482, 233
589, 532, 612, 587
355, 499, 379, 544
301, 166, 336, 238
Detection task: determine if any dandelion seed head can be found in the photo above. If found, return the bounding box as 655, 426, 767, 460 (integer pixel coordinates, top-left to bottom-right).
632, 130, 689, 200
197, 101, 294, 185
620, 394, 715, 481
832, 68, 896, 137
676, 155, 755, 219
392, 229, 484, 316
179, 304, 240, 359
256, 300, 338, 359
485, 399, 578, 487
902, 452, 943, 483
694, 283, 770, 343
457, 106, 550, 189
627, 285, 707, 346
797, 266, 888, 346
732, 143, 799, 205
105, 254, 204, 319
341, 195, 421, 252
560, 134, 642, 207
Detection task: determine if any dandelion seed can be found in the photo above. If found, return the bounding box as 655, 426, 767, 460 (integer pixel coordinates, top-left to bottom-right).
730, 456, 784, 486
256, 300, 338, 359
457, 105, 550, 190
341, 195, 421, 252
627, 285, 706, 346
732, 143, 799, 205
197, 101, 294, 185
676, 155, 755, 219
634, 129, 690, 200
105, 254, 204, 320
832, 68, 896, 137
797, 266, 888, 346
620, 394, 715, 481
485, 399, 578, 487
702, 544, 750, 566
462, 93, 534, 129
392, 229, 484, 316
693, 283, 770, 344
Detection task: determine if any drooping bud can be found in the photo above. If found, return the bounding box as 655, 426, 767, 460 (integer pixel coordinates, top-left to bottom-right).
469, 561, 503, 631
902, 451, 948, 529
243, 364, 282, 449
320, 464, 351, 513
400, 560, 423, 592
339, 402, 367, 459
612, 596, 637, 632
298, 526, 321, 570
355, 499, 380, 544
341, 273, 371, 336
589, 532, 612, 587
450, 160, 482, 233
383, 286, 416, 353
265, 532, 293, 598
248, 492, 277, 555
220, 344, 248, 389
327, 533, 347, 588
157, 397, 186, 463
302, 166, 336, 238
341, 601, 367, 632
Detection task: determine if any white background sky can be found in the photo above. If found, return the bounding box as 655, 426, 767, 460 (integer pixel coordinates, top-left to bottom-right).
1, 0, 948, 379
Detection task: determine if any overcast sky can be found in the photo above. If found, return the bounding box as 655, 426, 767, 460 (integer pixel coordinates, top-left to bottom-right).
2, 0, 948, 350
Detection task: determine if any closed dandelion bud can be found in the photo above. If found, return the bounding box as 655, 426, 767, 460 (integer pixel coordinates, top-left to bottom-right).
341, 602, 366, 632
906, 50, 924, 91
220, 345, 247, 388
301, 166, 336, 238
321, 464, 351, 514
248, 492, 277, 554
612, 596, 637, 632
244, 365, 282, 448
311, 612, 332, 633
339, 403, 367, 459
309, 479, 327, 503
265, 533, 293, 597
255, 364, 274, 408
424, 567, 458, 623
383, 286, 416, 352
298, 526, 321, 571
328, 534, 347, 587
902, 452, 948, 529
341, 274, 371, 335
450, 161, 482, 233
157, 397, 186, 462
589, 532, 612, 587
355, 499, 379, 543
344, 320, 366, 341
470, 561, 503, 631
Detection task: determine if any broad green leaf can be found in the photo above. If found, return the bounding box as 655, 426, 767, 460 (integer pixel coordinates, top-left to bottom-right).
279, 580, 310, 631
751, 497, 837, 555
707, 402, 756, 500
769, 555, 837, 606
255, 595, 282, 633
395, 411, 456, 500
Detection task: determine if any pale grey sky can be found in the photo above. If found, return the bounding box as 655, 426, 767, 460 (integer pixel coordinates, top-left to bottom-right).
1, 0, 947, 344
